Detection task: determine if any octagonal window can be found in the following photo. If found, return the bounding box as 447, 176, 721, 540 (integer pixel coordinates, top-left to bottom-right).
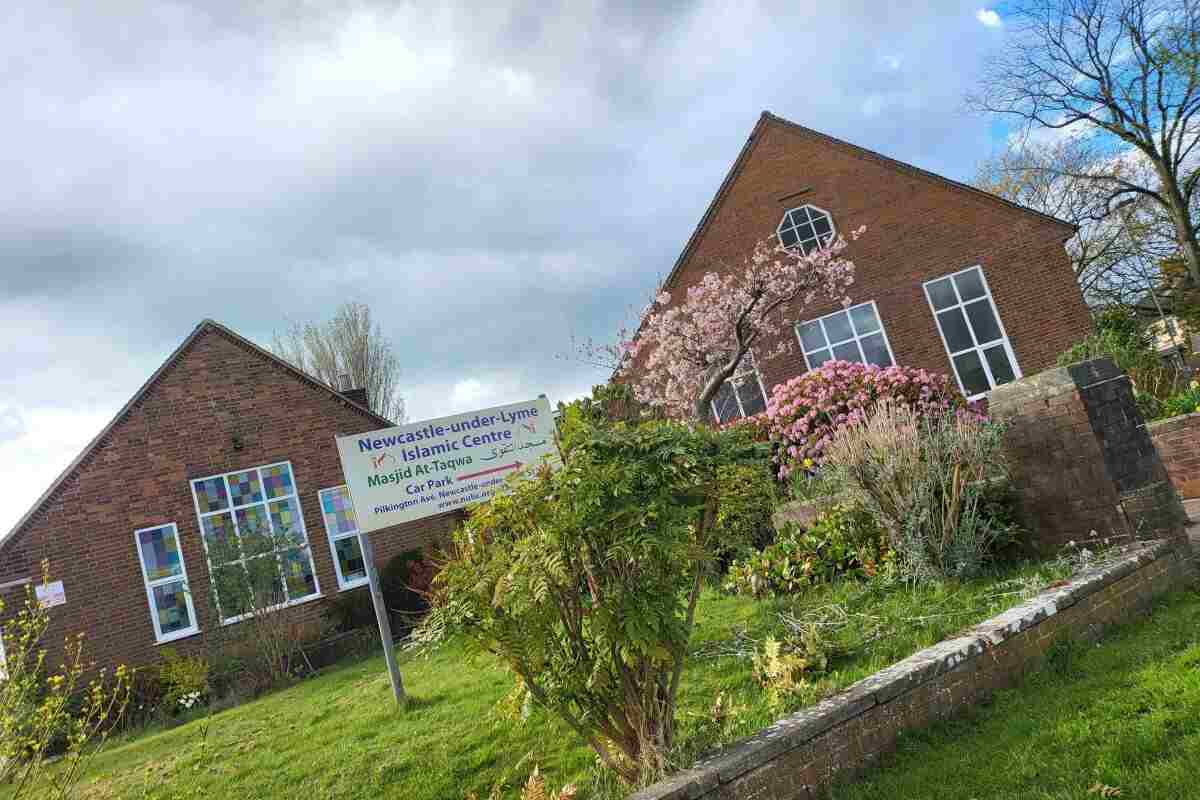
777, 204, 835, 254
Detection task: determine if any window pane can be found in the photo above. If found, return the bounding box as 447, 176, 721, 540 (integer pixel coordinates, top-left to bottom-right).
779, 226, 798, 247
832, 341, 862, 363
798, 320, 827, 351
937, 308, 975, 352
138, 526, 182, 581
236, 505, 273, 557
811, 213, 832, 237
953, 351, 991, 396
712, 381, 739, 424
244, 555, 286, 607
269, 497, 305, 545
787, 209, 805, 228
193, 477, 229, 514
984, 345, 1016, 385
334, 536, 367, 584
927, 278, 957, 311
965, 299, 1002, 344
151, 580, 193, 635
227, 469, 264, 507
321, 488, 358, 535
795, 222, 816, 244
212, 562, 252, 618
807, 348, 831, 368
849, 303, 880, 335
202, 513, 238, 559
737, 380, 766, 417
283, 549, 318, 599
823, 310, 853, 343
860, 333, 893, 367
954, 268, 986, 302
260, 464, 295, 500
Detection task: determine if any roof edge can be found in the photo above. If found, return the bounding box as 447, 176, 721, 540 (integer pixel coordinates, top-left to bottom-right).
1, 319, 392, 549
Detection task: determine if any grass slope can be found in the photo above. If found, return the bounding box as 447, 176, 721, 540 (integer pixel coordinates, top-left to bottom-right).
837, 587, 1200, 800
28, 562, 1072, 800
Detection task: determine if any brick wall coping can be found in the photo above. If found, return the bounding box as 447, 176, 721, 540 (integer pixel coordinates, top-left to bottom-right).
1147, 411, 1200, 434
630, 540, 1177, 800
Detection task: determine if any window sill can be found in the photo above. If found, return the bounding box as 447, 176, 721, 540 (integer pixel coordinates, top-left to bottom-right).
154, 627, 202, 646
337, 578, 370, 593
219, 592, 325, 626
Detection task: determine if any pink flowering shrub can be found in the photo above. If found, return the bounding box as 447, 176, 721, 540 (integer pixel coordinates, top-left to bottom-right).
765, 360, 972, 479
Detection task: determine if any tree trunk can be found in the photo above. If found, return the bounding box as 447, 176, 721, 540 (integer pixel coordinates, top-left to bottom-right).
1157, 164, 1200, 289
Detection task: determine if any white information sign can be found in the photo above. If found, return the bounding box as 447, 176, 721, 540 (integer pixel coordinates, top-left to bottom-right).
36, 580, 66, 609
336, 397, 560, 533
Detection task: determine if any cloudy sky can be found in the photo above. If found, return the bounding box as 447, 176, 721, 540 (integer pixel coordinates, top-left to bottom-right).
1, 1, 1012, 533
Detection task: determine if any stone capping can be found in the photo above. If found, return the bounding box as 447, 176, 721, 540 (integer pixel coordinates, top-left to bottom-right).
629, 540, 1179, 800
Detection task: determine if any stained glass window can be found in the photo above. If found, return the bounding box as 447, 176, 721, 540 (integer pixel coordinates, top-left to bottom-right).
319, 486, 368, 590
134, 523, 199, 643
190, 461, 320, 623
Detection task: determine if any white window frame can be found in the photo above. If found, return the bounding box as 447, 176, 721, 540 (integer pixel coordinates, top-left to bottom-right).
922, 265, 1022, 402
776, 204, 837, 255
133, 522, 201, 644
319, 485, 368, 592
795, 300, 897, 371
190, 460, 322, 625
710, 357, 769, 424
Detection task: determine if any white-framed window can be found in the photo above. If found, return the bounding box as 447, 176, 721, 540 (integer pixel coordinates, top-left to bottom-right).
923, 265, 1021, 401
777, 204, 836, 254
319, 486, 368, 591
190, 461, 321, 624
133, 522, 200, 644
711, 357, 768, 424
796, 301, 896, 370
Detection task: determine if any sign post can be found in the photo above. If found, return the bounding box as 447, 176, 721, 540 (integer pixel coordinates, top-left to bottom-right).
335, 397, 560, 709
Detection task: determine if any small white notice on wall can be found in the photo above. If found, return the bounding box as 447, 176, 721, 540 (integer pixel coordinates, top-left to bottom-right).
36, 580, 66, 609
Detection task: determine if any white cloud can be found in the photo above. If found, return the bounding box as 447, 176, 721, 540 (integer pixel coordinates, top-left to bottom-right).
976, 9, 1002, 28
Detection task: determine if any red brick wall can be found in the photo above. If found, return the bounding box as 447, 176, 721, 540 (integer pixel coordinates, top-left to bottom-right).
1149, 413, 1200, 500
0, 327, 459, 673
668, 119, 1093, 400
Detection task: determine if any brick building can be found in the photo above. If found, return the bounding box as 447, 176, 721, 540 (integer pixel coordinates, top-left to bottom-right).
666, 111, 1093, 421
0, 319, 458, 673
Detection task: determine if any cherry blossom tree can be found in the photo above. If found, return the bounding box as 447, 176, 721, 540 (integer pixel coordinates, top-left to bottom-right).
619, 228, 864, 422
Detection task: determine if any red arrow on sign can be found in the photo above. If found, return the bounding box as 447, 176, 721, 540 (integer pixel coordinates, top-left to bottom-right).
456, 461, 523, 481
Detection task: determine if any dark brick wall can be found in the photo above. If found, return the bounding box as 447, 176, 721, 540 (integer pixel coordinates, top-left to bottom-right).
990, 359, 1191, 558
664, 118, 1092, 399
0, 327, 459, 673
632, 541, 1189, 800
1148, 412, 1200, 500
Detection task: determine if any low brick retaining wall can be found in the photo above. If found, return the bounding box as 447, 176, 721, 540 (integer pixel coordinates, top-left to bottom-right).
631, 540, 1191, 800
1149, 412, 1200, 500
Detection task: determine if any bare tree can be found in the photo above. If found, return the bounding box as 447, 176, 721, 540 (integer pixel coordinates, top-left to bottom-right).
272, 302, 408, 423
968, 0, 1200, 286
973, 137, 1170, 303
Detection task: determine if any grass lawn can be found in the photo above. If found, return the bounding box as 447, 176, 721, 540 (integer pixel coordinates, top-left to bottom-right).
25, 560, 1074, 800
836, 586, 1200, 800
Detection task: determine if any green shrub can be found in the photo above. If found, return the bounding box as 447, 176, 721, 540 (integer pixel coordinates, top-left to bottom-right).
724, 505, 890, 597
824, 400, 1009, 580
421, 420, 764, 785
324, 549, 433, 634
157, 648, 209, 714
1159, 381, 1200, 418
713, 461, 779, 564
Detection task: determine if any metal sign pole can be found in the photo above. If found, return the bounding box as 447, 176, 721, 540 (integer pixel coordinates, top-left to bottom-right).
360, 531, 406, 706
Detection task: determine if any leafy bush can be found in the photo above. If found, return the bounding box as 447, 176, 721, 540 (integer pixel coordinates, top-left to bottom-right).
1057, 306, 1185, 411
713, 462, 779, 564
1, 564, 131, 799
1159, 380, 1200, 419
823, 400, 1009, 579
157, 648, 209, 715
420, 421, 764, 785
724, 505, 890, 597
763, 360, 970, 481
752, 632, 829, 709
325, 549, 434, 634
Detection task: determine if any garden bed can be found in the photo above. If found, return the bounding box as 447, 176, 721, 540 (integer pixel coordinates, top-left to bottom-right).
24, 555, 1102, 800
632, 540, 1191, 800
